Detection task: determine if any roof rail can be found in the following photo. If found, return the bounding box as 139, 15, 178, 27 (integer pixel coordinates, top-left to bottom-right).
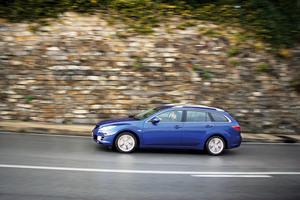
166, 104, 224, 111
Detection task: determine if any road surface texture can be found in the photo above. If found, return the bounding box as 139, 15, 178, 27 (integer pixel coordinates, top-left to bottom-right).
0, 131, 300, 200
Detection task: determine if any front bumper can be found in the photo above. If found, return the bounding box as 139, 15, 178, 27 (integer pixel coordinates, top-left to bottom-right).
92, 128, 114, 146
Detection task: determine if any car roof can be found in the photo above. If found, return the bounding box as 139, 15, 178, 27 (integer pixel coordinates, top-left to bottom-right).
162, 104, 225, 112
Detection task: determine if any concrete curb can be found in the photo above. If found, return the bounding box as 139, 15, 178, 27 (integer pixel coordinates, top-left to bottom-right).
241, 133, 300, 143
0, 120, 299, 143
0, 120, 91, 136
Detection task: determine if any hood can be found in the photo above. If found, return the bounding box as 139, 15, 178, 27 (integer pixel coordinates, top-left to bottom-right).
96, 117, 136, 126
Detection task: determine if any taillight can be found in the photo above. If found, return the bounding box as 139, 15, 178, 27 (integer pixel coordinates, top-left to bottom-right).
233, 126, 241, 131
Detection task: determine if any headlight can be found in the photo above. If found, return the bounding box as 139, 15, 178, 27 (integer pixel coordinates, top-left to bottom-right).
98, 125, 116, 133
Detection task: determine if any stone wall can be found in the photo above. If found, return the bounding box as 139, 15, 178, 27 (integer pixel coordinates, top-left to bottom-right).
0, 12, 299, 134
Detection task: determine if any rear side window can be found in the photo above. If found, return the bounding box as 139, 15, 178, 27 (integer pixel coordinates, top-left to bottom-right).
210, 113, 229, 122
186, 111, 211, 122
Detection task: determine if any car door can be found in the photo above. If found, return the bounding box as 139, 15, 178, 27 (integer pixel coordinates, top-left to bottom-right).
142, 110, 183, 146
181, 110, 213, 146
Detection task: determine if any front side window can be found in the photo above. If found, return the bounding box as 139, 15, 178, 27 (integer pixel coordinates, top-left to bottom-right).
210, 113, 229, 122
157, 110, 183, 123
186, 110, 211, 122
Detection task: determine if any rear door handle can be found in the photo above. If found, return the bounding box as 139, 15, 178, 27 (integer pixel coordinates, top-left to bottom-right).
205, 125, 213, 128
175, 125, 182, 129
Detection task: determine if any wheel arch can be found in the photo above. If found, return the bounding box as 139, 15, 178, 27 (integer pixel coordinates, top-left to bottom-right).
205, 134, 228, 150
113, 130, 140, 149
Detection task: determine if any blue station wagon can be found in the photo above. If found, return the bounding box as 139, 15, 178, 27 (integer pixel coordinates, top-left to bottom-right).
92, 104, 242, 155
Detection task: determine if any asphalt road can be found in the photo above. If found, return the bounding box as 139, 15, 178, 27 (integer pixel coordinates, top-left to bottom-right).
0, 132, 300, 200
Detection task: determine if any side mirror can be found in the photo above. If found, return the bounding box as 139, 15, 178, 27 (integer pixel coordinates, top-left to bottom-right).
151, 117, 160, 124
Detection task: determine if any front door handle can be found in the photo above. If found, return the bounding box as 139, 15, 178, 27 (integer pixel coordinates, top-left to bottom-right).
205, 125, 213, 128
174, 125, 182, 129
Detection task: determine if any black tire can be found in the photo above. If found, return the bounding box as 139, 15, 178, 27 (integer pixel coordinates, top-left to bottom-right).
115, 132, 137, 153
205, 136, 225, 156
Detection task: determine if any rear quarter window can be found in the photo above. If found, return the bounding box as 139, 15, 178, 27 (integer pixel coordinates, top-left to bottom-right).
210, 113, 229, 122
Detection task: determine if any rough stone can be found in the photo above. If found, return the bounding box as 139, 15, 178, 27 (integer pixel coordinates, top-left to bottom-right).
0, 12, 299, 134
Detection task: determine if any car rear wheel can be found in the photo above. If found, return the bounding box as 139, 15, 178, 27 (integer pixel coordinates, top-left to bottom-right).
115, 132, 137, 153
206, 136, 225, 156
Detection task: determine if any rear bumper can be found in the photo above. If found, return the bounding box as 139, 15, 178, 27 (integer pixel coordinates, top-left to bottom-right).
228, 135, 242, 149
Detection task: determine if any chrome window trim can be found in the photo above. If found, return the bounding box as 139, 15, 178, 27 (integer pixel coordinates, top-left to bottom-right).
209, 112, 231, 123
145, 109, 184, 123
184, 109, 231, 123
185, 109, 211, 123
146, 109, 231, 123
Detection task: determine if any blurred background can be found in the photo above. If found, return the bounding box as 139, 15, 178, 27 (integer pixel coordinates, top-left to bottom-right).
0, 0, 299, 134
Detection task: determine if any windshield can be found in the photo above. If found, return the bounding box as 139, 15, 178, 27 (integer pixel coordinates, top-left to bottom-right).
133, 107, 164, 120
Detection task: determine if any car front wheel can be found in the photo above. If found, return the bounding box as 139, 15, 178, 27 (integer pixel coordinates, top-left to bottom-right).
206, 136, 225, 156
115, 132, 137, 153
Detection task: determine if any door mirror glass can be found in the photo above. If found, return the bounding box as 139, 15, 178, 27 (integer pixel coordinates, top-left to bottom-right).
151, 117, 160, 124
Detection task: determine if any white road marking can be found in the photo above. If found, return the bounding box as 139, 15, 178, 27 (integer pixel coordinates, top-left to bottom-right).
191, 174, 272, 178
0, 164, 300, 178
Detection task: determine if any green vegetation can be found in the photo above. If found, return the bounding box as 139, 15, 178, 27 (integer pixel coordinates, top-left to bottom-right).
25, 95, 34, 102
132, 56, 144, 69
227, 46, 240, 57
190, 1, 299, 49
0, 0, 299, 49
290, 81, 299, 88
176, 20, 197, 30
277, 49, 292, 59
115, 32, 128, 39
22, 117, 32, 122
253, 43, 265, 51
290, 81, 300, 93
199, 27, 223, 37
256, 63, 270, 73
18, 128, 26, 133
191, 65, 200, 71
190, 66, 211, 79
202, 70, 212, 80
229, 59, 239, 66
